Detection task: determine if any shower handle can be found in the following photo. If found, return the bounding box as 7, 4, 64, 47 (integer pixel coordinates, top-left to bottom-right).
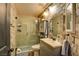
8, 48, 14, 53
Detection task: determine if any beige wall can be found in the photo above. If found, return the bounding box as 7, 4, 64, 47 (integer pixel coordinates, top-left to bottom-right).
10, 4, 17, 56
15, 16, 39, 48
10, 4, 39, 55
54, 14, 79, 56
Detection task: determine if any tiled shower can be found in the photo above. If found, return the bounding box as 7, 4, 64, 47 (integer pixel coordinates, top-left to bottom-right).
15, 16, 39, 55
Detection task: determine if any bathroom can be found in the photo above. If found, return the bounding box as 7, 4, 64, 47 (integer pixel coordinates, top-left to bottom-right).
0, 3, 79, 56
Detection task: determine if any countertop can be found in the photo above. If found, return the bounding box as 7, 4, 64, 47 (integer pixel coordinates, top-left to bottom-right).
40, 38, 62, 48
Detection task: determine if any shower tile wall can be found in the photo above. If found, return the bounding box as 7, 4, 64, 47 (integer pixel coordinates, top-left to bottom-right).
10, 4, 17, 56
16, 16, 39, 48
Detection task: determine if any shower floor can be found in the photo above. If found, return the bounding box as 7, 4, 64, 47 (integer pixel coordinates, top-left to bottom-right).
16, 46, 32, 56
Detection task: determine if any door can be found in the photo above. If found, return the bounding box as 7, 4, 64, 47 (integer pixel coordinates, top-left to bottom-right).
0, 3, 10, 56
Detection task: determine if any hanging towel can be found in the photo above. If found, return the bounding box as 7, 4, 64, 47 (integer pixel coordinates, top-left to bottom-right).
61, 40, 71, 56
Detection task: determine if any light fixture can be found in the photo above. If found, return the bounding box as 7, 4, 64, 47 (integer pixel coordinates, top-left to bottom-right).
35, 20, 38, 23
42, 19, 45, 20
67, 4, 72, 13
49, 5, 57, 14
43, 10, 49, 17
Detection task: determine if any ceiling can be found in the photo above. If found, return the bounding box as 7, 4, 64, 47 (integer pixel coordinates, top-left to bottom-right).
14, 3, 49, 17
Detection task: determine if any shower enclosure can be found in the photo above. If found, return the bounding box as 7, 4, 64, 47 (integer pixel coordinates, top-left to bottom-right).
15, 16, 39, 56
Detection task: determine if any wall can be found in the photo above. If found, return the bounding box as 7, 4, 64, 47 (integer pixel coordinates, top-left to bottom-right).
70, 4, 79, 56
51, 17, 58, 36
51, 15, 63, 38
16, 16, 39, 48
10, 5, 39, 55
53, 13, 79, 56
51, 13, 77, 55
10, 4, 17, 55
73, 16, 79, 55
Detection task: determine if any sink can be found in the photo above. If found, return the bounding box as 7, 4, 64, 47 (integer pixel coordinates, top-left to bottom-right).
40, 38, 62, 56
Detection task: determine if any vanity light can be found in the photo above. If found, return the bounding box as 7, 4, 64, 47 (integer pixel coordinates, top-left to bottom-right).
35, 20, 38, 23
67, 4, 72, 13
42, 19, 45, 20
43, 11, 49, 17
49, 5, 57, 14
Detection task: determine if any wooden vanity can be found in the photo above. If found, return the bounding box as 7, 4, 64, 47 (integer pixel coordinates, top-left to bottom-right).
40, 38, 62, 56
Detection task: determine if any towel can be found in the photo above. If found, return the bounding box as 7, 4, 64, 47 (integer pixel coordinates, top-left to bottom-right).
61, 40, 71, 56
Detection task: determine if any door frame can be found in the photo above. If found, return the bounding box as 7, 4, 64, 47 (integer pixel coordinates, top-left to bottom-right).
5, 3, 10, 56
